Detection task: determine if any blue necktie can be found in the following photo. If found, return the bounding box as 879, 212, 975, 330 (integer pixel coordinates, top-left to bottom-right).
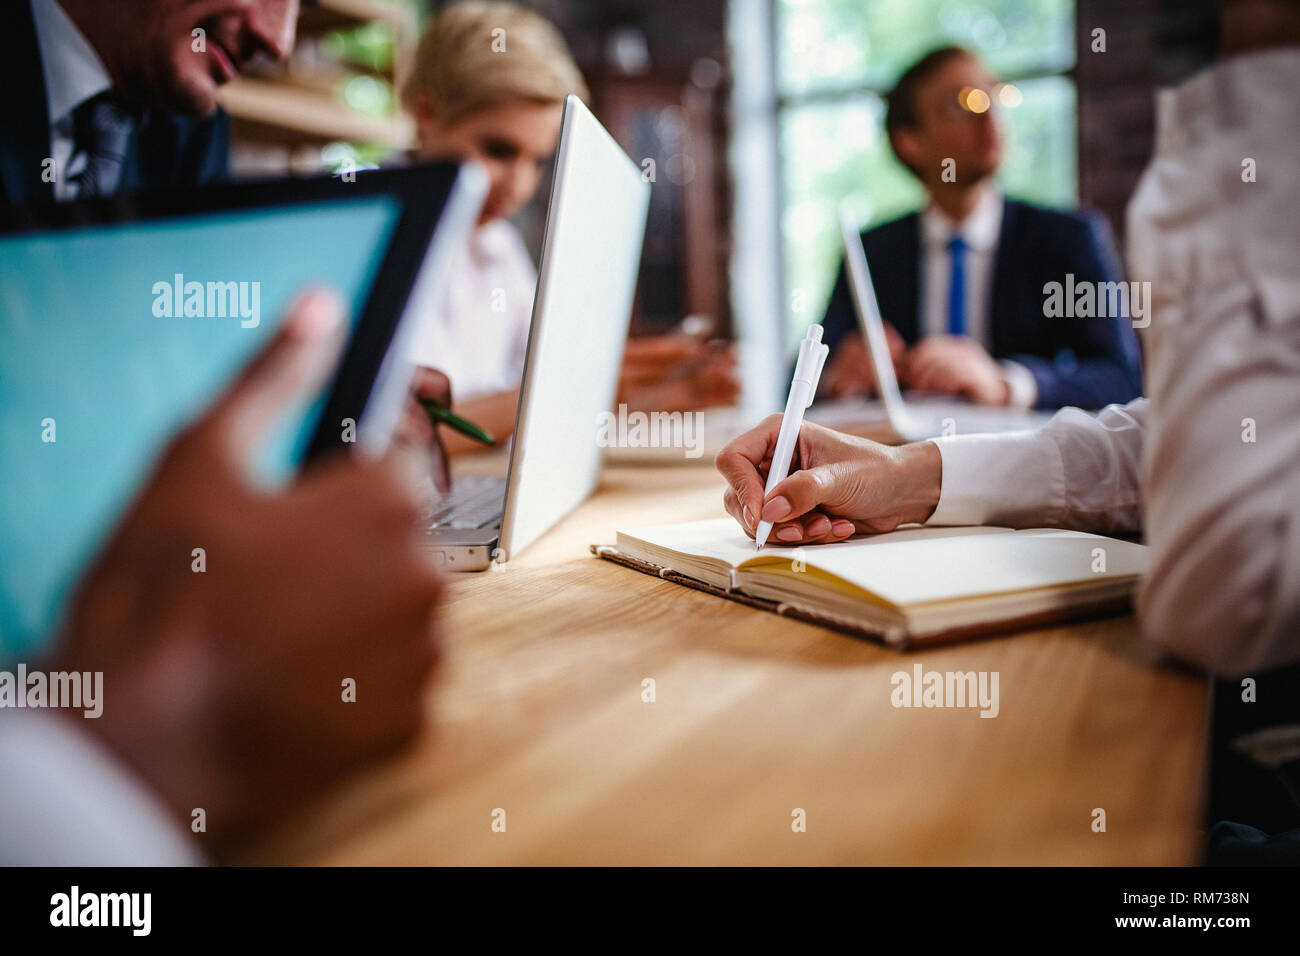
947, 234, 968, 337
69, 93, 134, 199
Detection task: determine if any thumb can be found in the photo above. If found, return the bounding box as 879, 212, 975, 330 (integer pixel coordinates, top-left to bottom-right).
199, 288, 346, 462
411, 365, 453, 407
761, 464, 838, 523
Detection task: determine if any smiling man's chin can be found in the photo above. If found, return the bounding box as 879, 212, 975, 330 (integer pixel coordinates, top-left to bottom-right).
159, 45, 227, 117
168, 73, 223, 119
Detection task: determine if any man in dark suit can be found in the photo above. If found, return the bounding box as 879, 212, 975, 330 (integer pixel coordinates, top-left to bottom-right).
0, 0, 299, 204
819, 46, 1143, 410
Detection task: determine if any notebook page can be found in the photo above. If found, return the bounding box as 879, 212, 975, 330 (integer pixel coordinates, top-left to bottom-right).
618, 518, 778, 568
618, 519, 1002, 574
749, 528, 1149, 607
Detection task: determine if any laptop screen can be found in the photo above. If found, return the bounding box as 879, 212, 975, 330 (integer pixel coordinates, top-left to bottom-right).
0, 196, 402, 656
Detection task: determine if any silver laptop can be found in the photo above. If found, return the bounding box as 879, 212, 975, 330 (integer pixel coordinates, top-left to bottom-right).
839, 206, 1055, 441
423, 95, 650, 570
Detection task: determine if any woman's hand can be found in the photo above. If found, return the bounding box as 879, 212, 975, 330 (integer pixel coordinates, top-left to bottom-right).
394, 366, 454, 493
715, 415, 943, 544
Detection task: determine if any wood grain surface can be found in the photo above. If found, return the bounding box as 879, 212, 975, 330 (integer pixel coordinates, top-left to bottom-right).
247, 457, 1208, 865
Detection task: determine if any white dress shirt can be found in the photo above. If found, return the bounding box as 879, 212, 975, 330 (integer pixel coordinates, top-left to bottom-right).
927, 49, 1300, 676
29, 0, 114, 201
919, 186, 1038, 408
409, 219, 536, 401
0, 710, 204, 865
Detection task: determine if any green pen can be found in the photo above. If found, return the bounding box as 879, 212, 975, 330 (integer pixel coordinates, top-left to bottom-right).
417, 397, 496, 445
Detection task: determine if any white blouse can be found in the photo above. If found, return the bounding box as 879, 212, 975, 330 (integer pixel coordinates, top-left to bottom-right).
409, 218, 537, 401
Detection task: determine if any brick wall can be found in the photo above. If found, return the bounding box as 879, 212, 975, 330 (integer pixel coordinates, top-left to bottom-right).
1076, 0, 1219, 243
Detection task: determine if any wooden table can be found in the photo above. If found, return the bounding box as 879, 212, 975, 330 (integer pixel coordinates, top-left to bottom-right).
251, 461, 1209, 865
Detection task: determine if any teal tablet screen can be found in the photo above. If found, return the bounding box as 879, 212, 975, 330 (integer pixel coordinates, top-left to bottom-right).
0, 196, 401, 657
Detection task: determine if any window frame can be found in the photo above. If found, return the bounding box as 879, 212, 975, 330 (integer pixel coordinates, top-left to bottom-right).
768, 0, 1080, 346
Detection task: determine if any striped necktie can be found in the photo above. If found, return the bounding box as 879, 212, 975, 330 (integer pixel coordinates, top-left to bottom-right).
946, 234, 968, 336
69, 93, 134, 198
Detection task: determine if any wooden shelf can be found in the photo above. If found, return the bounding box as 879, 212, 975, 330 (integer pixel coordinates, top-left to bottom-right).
223, 0, 418, 168
299, 0, 418, 35
218, 76, 413, 148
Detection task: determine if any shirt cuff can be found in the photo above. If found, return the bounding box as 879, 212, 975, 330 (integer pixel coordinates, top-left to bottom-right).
0, 711, 205, 866
928, 428, 1066, 527
999, 359, 1039, 410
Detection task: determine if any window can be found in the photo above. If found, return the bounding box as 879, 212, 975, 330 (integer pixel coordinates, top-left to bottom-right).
774, 0, 1077, 347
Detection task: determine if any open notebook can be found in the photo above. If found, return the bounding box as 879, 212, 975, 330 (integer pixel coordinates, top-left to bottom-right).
594, 519, 1148, 647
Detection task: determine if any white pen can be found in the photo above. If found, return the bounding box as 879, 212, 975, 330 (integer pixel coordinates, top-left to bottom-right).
755, 324, 830, 550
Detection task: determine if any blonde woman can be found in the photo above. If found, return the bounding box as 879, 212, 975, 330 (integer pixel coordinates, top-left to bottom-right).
403, 1, 737, 454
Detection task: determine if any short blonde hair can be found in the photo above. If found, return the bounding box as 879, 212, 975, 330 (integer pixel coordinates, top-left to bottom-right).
402, 2, 589, 126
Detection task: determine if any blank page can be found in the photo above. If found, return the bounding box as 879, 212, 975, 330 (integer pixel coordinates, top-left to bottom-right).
619, 519, 1147, 608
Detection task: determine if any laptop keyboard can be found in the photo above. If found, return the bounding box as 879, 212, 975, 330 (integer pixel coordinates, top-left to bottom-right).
425, 475, 507, 531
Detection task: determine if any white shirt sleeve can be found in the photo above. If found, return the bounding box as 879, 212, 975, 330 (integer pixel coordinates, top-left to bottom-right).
0, 711, 204, 866
928, 400, 1146, 534
1127, 51, 1300, 676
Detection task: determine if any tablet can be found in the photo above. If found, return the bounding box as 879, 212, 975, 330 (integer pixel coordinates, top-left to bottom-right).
0, 163, 485, 656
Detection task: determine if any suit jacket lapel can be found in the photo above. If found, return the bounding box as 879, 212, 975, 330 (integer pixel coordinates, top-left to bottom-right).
989, 199, 1022, 354
0, 0, 57, 206
896, 212, 921, 342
